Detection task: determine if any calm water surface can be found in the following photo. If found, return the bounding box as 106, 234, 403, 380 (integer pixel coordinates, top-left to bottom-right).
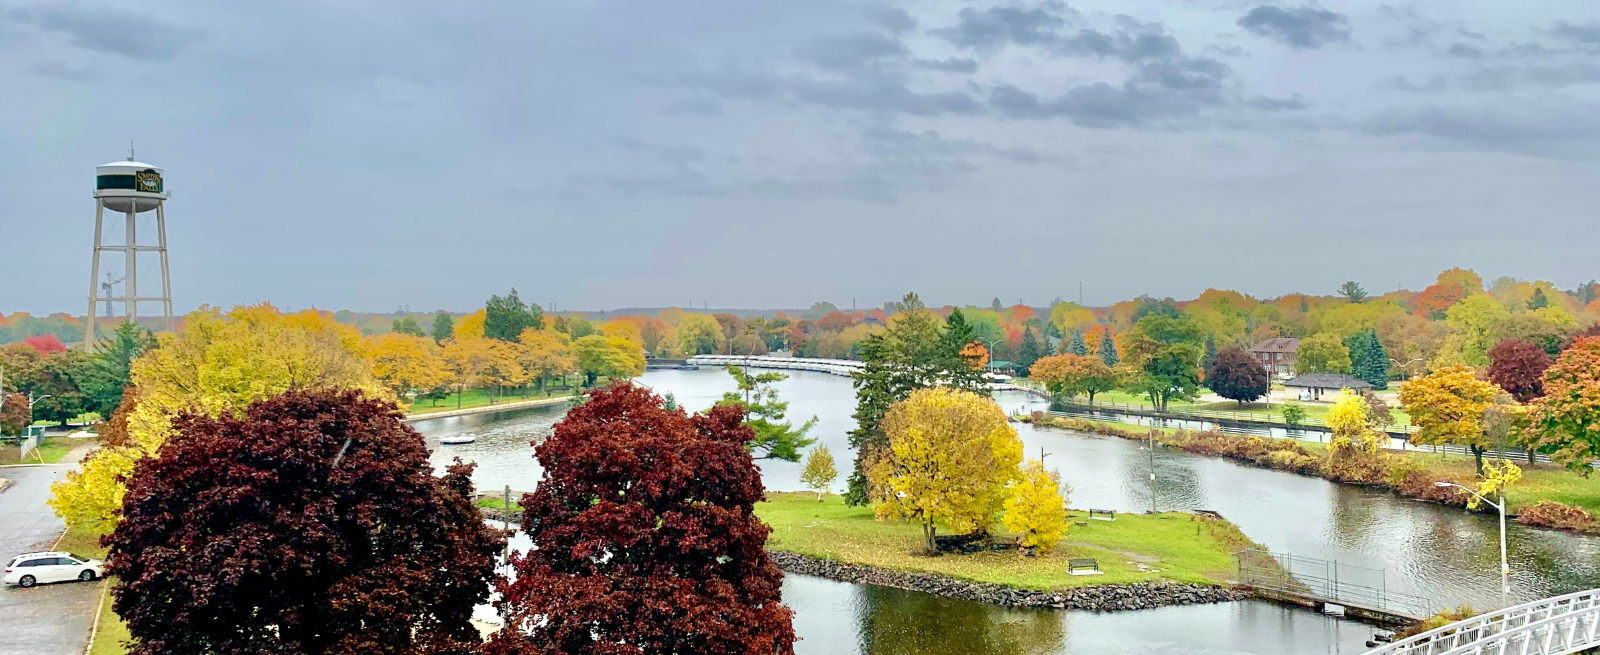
420, 368, 1600, 654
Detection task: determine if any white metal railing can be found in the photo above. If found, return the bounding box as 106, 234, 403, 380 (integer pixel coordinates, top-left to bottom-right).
1363, 589, 1600, 655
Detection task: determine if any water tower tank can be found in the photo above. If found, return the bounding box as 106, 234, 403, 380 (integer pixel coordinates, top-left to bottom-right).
94, 160, 167, 213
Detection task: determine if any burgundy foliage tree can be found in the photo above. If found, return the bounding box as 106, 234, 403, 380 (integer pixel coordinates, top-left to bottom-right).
1488, 338, 1552, 402
1208, 347, 1270, 406
106, 389, 503, 655
485, 382, 795, 655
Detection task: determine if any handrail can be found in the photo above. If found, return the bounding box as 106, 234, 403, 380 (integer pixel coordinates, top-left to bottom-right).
1362, 588, 1600, 655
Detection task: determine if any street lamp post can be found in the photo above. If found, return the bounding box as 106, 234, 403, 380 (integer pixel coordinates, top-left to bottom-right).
1436, 481, 1510, 606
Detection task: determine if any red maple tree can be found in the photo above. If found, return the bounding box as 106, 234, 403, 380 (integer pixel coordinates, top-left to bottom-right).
1488, 338, 1552, 402
485, 382, 795, 655
22, 334, 66, 355
1414, 283, 1468, 318
106, 389, 503, 655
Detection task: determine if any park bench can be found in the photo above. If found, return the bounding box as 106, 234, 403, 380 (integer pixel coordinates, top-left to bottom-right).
1068, 558, 1102, 576
1088, 509, 1115, 521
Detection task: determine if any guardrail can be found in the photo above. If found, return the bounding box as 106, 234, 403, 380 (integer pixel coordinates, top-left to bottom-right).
1362, 588, 1600, 655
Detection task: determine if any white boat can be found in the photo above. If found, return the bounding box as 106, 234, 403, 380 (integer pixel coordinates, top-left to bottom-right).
439, 434, 477, 445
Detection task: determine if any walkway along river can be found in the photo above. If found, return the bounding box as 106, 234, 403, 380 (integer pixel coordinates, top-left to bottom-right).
410, 368, 1600, 654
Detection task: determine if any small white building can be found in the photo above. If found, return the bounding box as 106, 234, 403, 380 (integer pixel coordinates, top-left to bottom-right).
1282, 373, 1372, 401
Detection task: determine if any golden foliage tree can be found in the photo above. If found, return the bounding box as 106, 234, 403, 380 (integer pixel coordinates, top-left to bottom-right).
1325, 389, 1386, 482
442, 337, 496, 404
1532, 337, 1600, 471
517, 328, 579, 390
867, 388, 1023, 553
454, 309, 487, 340
367, 332, 449, 401
49, 304, 384, 525
1400, 365, 1503, 473
799, 445, 838, 501
676, 313, 725, 355
1002, 459, 1067, 554
574, 334, 647, 385
1469, 459, 1522, 510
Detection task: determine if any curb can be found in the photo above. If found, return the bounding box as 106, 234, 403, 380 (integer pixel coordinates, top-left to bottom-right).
83, 579, 109, 655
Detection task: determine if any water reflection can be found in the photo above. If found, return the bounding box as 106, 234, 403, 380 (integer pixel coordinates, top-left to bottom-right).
431, 368, 1600, 649
785, 575, 1374, 655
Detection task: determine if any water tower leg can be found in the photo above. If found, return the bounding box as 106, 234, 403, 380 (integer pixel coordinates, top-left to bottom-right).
126, 208, 137, 323
85, 200, 104, 350
157, 202, 172, 331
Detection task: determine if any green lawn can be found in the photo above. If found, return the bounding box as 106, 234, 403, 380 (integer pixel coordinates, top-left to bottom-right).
476, 497, 523, 511
755, 492, 1255, 589
1044, 388, 1414, 428
404, 386, 577, 416
0, 436, 82, 465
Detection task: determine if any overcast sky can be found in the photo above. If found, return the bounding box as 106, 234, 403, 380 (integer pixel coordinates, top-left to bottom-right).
3, 0, 1598, 314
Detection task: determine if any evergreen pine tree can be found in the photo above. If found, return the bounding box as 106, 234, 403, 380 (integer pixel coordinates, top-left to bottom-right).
1528, 287, 1549, 310
1344, 332, 1367, 376
1018, 327, 1044, 376
1099, 331, 1119, 366
1359, 330, 1390, 390
1068, 328, 1088, 356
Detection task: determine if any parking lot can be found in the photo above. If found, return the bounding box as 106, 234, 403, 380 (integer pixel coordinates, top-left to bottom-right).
0, 465, 101, 655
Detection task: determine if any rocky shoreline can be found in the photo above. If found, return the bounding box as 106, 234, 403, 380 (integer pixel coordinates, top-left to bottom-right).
769, 550, 1247, 612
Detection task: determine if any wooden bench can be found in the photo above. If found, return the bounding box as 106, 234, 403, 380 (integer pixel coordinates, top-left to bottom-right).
1068, 558, 1102, 575
1088, 509, 1116, 521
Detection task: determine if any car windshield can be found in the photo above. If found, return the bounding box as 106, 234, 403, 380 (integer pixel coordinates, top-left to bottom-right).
67, 554, 86, 562
6, 556, 18, 568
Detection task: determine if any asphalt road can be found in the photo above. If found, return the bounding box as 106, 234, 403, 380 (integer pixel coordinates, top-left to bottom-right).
0, 465, 101, 655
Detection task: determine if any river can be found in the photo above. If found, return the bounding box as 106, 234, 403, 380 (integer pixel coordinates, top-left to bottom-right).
413, 368, 1600, 654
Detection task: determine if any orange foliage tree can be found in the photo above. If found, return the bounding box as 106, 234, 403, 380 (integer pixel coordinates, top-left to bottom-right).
1533, 337, 1600, 472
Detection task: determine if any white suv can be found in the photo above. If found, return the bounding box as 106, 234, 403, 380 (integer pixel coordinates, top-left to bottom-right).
4, 552, 105, 588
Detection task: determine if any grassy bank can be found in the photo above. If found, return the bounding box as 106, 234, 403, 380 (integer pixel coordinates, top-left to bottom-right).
755, 492, 1255, 589
405, 386, 578, 416
1026, 413, 1600, 534
0, 436, 80, 465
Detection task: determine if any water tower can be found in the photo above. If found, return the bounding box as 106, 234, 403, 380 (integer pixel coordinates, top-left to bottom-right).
84, 157, 173, 348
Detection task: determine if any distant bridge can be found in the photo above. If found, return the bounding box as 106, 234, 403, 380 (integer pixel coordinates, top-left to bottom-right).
1362, 588, 1600, 655
683, 355, 1050, 399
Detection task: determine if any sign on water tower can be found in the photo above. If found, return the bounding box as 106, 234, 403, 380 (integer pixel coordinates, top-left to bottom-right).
85, 155, 174, 348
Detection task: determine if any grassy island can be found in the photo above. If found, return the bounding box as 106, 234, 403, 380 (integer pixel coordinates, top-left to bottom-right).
755, 492, 1255, 589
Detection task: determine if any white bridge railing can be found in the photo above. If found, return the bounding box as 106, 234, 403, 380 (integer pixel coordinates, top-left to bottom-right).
683, 355, 1047, 398
1363, 589, 1600, 655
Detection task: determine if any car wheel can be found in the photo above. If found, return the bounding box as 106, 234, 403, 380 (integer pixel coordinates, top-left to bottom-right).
78, 570, 96, 582
18, 575, 35, 588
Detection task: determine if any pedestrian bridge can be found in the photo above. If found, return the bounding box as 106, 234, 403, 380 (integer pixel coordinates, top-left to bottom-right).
683, 355, 1050, 399
1363, 588, 1600, 655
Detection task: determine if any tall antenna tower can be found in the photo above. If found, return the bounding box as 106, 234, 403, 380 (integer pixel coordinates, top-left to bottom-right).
85, 156, 173, 348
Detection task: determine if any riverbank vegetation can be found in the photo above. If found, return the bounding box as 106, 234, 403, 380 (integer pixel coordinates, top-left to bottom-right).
1024, 413, 1600, 535
758, 492, 1254, 589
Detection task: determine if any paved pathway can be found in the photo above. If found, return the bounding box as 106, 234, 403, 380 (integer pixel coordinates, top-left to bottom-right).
0, 464, 101, 655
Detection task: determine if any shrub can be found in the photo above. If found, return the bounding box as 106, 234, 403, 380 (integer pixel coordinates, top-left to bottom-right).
1516, 501, 1600, 534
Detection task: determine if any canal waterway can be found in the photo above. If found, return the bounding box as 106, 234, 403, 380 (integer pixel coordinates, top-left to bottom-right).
415, 368, 1600, 654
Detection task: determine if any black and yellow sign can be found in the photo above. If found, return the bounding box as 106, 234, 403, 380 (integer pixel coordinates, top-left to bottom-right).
135, 169, 163, 193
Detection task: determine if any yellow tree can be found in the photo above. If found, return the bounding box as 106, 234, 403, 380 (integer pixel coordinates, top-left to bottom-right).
481, 338, 529, 402
50, 303, 384, 525
517, 328, 579, 391
454, 309, 487, 340
367, 333, 450, 402
574, 335, 647, 385
799, 445, 838, 501
600, 319, 644, 348
676, 313, 725, 355
1401, 365, 1503, 473
868, 388, 1023, 553
1002, 459, 1067, 554
1325, 389, 1385, 482
441, 337, 495, 407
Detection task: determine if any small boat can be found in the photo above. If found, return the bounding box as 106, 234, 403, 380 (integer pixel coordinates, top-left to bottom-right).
439, 434, 477, 445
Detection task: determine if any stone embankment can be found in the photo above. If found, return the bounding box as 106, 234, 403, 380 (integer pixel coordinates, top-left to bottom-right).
768, 551, 1245, 612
